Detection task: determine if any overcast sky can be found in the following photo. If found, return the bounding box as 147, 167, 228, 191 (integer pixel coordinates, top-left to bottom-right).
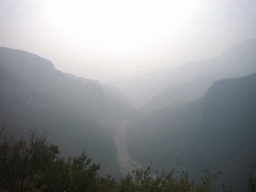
0, 0, 255, 82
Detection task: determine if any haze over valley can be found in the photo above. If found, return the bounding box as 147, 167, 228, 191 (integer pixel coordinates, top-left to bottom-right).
1, 38, 256, 191
1, 1, 256, 191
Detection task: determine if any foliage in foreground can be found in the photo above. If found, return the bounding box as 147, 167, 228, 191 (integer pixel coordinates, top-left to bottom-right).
0, 129, 255, 192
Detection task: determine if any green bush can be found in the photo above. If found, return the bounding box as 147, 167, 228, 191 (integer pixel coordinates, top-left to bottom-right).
1, 127, 254, 192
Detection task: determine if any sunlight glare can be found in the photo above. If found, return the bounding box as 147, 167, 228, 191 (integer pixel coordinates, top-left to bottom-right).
43, 0, 202, 59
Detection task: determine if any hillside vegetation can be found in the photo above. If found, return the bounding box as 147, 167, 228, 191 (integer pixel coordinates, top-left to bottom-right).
1, 130, 255, 192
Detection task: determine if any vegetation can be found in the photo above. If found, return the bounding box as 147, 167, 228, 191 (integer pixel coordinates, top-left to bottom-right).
0, 128, 114, 192
0, 128, 255, 192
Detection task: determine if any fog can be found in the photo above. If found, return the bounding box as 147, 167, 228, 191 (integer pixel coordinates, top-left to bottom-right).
1, 0, 255, 82
1, 1, 256, 190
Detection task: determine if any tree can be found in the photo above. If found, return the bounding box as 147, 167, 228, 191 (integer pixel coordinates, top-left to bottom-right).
0, 128, 107, 191
248, 163, 256, 192
0, 128, 59, 191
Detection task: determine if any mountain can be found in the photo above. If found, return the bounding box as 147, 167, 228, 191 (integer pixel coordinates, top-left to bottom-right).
110, 38, 256, 109
141, 74, 218, 113
1, 40, 255, 187
0, 47, 136, 177
126, 73, 256, 190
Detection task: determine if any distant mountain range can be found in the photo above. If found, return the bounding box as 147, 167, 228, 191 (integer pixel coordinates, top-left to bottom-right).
111, 38, 256, 109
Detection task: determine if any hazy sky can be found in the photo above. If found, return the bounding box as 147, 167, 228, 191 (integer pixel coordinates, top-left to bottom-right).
0, 0, 255, 82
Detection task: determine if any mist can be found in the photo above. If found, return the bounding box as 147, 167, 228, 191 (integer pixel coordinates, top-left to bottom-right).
1, 1, 256, 191
1, 0, 255, 81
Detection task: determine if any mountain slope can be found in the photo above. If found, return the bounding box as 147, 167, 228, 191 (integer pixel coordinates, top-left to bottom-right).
0, 47, 137, 177
126, 73, 256, 190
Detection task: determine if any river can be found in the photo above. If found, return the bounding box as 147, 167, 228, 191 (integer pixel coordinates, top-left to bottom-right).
114, 121, 141, 176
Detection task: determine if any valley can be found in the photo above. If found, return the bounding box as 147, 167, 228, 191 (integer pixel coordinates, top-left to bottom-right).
1, 38, 256, 191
